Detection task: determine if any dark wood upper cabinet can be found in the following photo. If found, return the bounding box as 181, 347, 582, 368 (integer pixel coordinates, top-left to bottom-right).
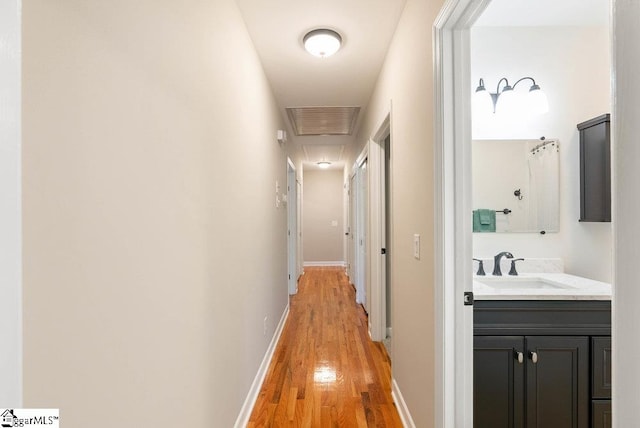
577, 114, 611, 222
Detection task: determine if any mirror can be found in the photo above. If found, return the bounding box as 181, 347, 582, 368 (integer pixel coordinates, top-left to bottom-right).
472, 139, 559, 233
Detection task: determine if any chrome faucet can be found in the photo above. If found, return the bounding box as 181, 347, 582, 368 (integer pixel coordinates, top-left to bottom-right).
492, 251, 514, 276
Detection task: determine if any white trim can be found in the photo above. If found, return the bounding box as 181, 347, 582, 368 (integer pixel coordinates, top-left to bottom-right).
287, 158, 298, 295
303, 261, 347, 267
368, 112, 391, 342
0, 0, 22, 407
234, 304, 290, 428
367, 138, 384, 340
612, 1, 639, 425
433, 0, 490, 426
354, 143, 369, 171
352, 147, 369, 308
391, 378, 416, 428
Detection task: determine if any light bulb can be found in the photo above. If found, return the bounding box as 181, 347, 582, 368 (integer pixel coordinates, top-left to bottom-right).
495, 85, 515, 115
528, 85, 549, 115
473, 88, 494, 115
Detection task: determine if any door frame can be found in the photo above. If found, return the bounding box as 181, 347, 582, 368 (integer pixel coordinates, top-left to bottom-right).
287, 158, 298, 295
368, 114, 391, 342
353, 148, 369, 308
348, 172, 355, 281
433, 0, 491, 425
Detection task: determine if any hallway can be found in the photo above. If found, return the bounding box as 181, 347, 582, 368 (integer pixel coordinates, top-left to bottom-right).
248, 267, 403, 427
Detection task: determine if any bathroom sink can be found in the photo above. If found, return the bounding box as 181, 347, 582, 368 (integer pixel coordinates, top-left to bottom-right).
477, 277, 576, 290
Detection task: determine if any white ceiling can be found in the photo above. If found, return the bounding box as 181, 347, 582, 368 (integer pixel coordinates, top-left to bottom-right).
475, 0, 609, 27
235, 0, 608, 166
235, 0, 407, 164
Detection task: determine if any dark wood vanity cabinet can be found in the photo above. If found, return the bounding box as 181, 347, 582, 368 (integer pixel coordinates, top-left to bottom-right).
474, 301, 611, 428
474, 335, 589, 428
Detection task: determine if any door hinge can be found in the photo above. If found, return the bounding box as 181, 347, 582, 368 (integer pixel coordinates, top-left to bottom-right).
463, 291, 474, 306
289, 274, 291, 280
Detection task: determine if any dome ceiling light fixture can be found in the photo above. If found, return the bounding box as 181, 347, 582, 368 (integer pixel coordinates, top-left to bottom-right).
316, 160, 332, 169
303, 29, 342, 58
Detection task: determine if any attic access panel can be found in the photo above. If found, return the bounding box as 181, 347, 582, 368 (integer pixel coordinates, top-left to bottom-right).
286, 106, 360, 136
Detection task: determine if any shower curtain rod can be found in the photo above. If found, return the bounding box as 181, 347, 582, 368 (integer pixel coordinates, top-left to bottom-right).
531, 138, 558, 154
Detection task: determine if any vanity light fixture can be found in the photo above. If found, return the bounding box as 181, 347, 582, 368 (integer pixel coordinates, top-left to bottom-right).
303, 29, 342, 58
474, 77, 549, 115
316, 160, 332, 169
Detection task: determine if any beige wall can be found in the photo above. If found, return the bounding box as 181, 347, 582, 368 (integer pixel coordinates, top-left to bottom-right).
22, 1, 288, 426
303, 168, 345, 263
345, 0, 444, 425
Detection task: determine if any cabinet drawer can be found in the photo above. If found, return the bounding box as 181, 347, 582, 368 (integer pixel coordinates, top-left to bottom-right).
591, 400, 611, 428
592, 337, 612, 399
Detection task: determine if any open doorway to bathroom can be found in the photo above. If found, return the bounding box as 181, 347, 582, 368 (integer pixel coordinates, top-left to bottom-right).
435, 0, 612, 425
470, 1, 612, 426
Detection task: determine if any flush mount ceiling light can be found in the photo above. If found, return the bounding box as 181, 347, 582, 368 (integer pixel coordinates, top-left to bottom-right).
474, 77, 549, 115
303, 29, 342, 58
316, 160, 332, 169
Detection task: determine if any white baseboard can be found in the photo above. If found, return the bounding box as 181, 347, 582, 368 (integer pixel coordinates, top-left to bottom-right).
234, 304, 289, 428
392, 378, 416, 428
303, 261, 346, 267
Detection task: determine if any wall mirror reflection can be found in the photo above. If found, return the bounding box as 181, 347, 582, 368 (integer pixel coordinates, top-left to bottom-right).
472, 138, 559, 233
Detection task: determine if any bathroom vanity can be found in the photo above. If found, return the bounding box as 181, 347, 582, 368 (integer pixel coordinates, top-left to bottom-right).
473, 274, 612, 428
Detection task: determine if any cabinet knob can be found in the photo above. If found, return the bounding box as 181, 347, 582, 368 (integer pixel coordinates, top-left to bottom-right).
529, 351, 538, 364
516, 351, 524, 364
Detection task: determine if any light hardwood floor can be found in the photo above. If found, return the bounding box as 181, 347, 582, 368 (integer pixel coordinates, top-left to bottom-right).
247, 267, 403, 427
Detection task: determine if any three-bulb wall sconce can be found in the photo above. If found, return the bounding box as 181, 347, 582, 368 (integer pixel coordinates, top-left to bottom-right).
474, 77, 549, 115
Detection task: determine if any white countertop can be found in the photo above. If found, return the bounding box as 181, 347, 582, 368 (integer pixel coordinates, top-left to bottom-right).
473, 272, 612, 300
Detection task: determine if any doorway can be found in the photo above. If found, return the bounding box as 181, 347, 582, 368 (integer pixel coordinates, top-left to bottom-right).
434, 0, 614, 425
383, 134, 392, 352
353, 156, 369, 311
287, 158, 298, 295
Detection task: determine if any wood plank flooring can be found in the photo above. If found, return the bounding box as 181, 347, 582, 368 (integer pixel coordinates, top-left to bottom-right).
247, 267, 403, 427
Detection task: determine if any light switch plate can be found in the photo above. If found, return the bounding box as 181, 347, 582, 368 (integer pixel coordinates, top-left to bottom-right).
414, 234, 420, 259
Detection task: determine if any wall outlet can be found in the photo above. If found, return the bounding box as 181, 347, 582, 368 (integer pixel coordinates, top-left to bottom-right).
414, 234, 421, 259
263, 316, 268, 336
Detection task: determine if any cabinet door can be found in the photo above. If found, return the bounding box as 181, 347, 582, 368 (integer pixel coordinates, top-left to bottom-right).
474, 336, 525, 428
578, 114, 611, 222
592, 337, 612, 399
526, 336, 589, 428
591, 400, 612, 428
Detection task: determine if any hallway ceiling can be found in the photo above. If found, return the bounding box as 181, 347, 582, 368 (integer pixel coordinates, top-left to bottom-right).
235, 0, 407, 165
